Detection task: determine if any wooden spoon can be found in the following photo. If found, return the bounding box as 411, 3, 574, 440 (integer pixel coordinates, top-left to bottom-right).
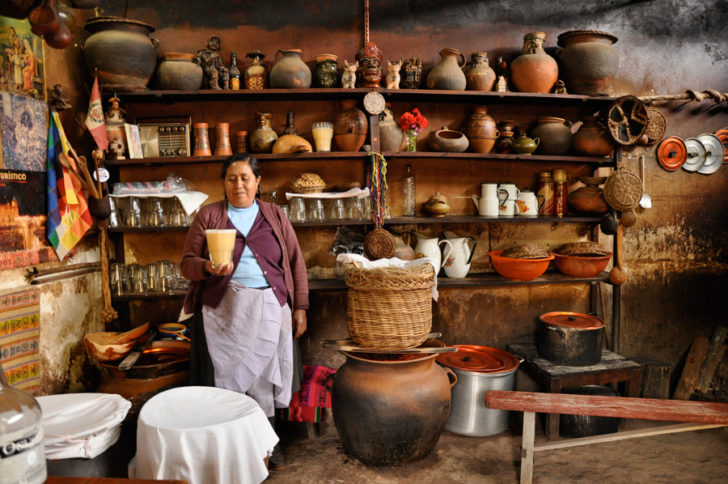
609, 224, 628, 285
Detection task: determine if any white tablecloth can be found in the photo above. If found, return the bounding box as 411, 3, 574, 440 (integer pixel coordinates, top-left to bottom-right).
134, 386, 278, 484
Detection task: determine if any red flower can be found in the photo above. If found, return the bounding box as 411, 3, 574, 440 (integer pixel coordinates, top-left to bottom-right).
399, 108, 428, 133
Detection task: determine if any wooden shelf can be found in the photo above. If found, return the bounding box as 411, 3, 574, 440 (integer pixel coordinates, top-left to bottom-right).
384, 151, 614, 165
111, 290, 186, 301
108, 226, 190, 233
291, 215, 601, 227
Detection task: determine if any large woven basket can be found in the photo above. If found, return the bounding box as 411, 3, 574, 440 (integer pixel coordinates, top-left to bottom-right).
345, 264, 435, 350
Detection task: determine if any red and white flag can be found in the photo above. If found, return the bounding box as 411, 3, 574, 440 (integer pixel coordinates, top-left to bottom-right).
85, 76, 108, 151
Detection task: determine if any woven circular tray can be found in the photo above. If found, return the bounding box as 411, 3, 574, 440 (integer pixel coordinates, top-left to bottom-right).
363, 228, 396, 259
603, 167, 643, 211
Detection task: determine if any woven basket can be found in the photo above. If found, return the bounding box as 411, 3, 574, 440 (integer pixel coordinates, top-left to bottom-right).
346, 264, 435, 350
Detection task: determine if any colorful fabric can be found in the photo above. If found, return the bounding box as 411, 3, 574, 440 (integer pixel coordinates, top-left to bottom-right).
46, 111, 92, 261
0, 289, 41, 395
84, 76, 108, 151
280, 365, 336, 423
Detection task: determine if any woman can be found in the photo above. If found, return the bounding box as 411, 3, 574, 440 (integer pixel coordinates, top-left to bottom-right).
180, 153, 308, 423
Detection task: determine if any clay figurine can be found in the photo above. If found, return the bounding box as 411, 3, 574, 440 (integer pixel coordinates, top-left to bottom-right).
342, 60, 358, 89
385, 60, 402, 89
495, 55, 509, 92
402, 56, 422, 89
554, 79, 568, 94
355, 41, 383, 87
49, 84, 72, 111
196, 35, 229, 90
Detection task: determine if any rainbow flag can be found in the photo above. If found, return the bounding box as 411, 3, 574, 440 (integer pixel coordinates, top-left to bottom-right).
46, 111, 92, 261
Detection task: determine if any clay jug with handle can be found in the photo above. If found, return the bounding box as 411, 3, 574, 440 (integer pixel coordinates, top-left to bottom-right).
426, 48, 466, 90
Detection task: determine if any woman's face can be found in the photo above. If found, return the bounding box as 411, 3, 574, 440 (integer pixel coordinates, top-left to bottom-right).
224, 161, 260, 208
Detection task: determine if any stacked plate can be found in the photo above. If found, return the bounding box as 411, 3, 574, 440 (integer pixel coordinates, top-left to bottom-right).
657, 129, 726, 174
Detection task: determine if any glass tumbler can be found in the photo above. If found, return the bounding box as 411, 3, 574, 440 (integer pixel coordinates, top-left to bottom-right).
289, 197, 306, 222
311, 121, 334, 152
306, 198, 324, 222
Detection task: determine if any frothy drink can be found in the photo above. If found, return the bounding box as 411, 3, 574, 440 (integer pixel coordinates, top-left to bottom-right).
311, 121, 333, 152
205, 229, 236, 265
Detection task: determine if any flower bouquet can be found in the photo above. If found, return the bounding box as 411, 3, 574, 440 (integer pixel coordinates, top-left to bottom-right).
399, 108, 428, 152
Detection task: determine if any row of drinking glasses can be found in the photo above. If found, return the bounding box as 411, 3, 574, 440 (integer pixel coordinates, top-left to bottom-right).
286, 197, 372, 223
110, 261, 189, 295
109, 197, 192, 228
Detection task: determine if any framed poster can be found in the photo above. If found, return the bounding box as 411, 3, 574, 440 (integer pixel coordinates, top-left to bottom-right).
0, 92, 48, 171
0, 17, 45, 101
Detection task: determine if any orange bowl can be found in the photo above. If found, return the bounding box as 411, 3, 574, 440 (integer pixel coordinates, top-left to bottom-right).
551, 252, 612, 278
488, 250, 554, 281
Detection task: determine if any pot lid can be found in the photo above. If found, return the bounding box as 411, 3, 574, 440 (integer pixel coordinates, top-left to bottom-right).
683, 137, 707, 172
696, 133, 724, 175
656, 136, 687, 171
714, 128, 728, 163
436, 345, 520, 373
539, 311, 605, 330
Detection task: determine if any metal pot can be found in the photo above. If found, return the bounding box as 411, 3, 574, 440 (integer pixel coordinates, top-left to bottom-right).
536, 312, 604, 366
436, 345, 520, 437
560, 385, 620, 437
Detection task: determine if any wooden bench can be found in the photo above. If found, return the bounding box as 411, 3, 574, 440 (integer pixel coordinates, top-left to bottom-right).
486, 390, 728, 484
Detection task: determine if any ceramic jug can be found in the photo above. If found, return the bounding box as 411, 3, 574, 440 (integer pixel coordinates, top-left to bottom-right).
510, 31, 558, 94
471, 183, 499, 217
269, 49, 311, 88
442, 236, 477, 278
414, 233, 452, 274
498, 183, 520, 217
516, 190, 538, 216
425, 48, 466, 90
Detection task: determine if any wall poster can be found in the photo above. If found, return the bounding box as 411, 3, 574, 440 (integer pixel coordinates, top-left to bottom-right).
0, 17, 45, 101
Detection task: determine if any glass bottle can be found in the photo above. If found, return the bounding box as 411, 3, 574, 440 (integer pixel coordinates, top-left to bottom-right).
229, 53, 241, 90
552, 169, 568, 217
536, 171, 555, 215
402, 164, 416, 216
0, 357, 47, 484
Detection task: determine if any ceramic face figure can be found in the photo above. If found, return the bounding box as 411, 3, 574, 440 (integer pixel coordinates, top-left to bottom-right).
356, 41, 383, 87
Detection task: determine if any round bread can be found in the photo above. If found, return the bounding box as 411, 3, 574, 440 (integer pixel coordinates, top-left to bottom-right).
557, 241, 610, 257
501, 244, 549, 259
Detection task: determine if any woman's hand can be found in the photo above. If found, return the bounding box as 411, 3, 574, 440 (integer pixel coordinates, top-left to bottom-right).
292, 309, 307, 339
205, 260, 233, 277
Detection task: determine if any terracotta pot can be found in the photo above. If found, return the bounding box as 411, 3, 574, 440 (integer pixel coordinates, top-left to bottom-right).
334, 99, 367, 152
510, 32, 558, 94
156, 52, 203, 90
83, 16, 158, 89
379, 106, 405, 152
572, 116, 613, 156
531, 116, 572, 155
332, 351, 452, 466
269, 49, 311, 88
464, 52, 496, 91
429, 127, 469, 152
463, 106, 499, 154
557, 30, 619, 95
250, 112, 278, 153
568, 176, 609, 215
425, 48, 466, 91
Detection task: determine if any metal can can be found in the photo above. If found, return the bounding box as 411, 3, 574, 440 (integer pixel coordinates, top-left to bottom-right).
552, 169, 568, 217
537, 171, 555, 215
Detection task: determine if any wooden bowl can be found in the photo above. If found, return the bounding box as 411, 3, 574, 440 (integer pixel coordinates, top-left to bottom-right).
488, 250, 554, 281
551, 252, 612, 278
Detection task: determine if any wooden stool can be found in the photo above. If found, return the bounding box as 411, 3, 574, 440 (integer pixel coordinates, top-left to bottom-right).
507, 342, 642, 440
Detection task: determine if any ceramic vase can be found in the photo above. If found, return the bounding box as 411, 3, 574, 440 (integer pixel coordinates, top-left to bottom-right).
426, 48, 466, 90
379, 107, 406, 152
572, 116, 613, 156
463, 106, 499, 154
156, 52, 203, 90
510, 32, 558, 94
464, 52, 496, 91
557, 30, 619, 95
193, 122, 211, 156
244, 50, 266, 90
269, 49, 311, 88
314, 54, 339, 88
334, 99, 367, 152
250, 112, 278, 153
531, 116, 572, 155
214, 123, 232, 156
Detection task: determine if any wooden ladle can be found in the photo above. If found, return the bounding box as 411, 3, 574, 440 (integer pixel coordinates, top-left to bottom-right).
609, 224, 627, 285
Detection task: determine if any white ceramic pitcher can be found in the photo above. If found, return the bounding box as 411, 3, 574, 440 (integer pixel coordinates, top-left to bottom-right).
414, 233, 452, 274
471, 183, 499, 217
442, 236, 477, 278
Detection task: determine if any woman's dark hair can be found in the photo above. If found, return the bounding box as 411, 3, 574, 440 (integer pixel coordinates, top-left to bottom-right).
220, 153, 260, 179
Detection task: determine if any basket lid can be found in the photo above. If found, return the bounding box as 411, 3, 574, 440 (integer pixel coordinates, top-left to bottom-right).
436, 345, 519, 373
539, 311, 605, 330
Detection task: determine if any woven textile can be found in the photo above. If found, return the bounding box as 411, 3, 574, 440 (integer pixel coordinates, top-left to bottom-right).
280, 365, 335, 423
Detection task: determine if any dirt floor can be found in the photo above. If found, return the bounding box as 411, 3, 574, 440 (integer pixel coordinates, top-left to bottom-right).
268, 417, 728, 484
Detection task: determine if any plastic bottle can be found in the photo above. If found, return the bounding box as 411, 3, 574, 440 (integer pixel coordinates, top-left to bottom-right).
402, 164, 416, 216
229, 53, 241, 90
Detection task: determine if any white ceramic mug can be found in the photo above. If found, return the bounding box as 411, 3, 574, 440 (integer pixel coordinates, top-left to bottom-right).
516, 190, 538, 217
498, 183, 520, 217
472, 183, 500, 217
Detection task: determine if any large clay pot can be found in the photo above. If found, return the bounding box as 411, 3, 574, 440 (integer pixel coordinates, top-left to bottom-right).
426, 48, 466, 91
572, 115, 613, 156
269, 49, 311, 88
332, 350, 453, 466
464, 52, 496, 91
531, 116, 572, 155
155, 52, 203, 90
334, 99, 367, 152
568, 176, 609, 215
379, 106, 406, 152
250, 112, 278, 153
557, 30, 619, 95
510, 31, 558, 94
83, 16, 158, 89
463, 106, 499, 154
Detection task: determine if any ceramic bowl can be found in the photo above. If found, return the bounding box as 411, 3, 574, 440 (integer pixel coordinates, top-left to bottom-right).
551, 252, 612, 278
488, 250, 554, 281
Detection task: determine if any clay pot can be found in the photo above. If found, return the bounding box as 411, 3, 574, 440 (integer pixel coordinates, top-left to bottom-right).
511, 132, 540, 154
463, 106, 499, 154
424, 192, 450, 217
557, 30, 619, 95
568, 176, 609, 215
332, 351, 452, 466
314, 53, 339, 88
531, 116, 572, 155
429, 127, 469, 152
379, 106, 406, 152
426, 48, 466, 91
510, 32, 558, 94
269, 49, 311, 88
156, 52, 203, 90
572, 116, 613, 156
464, 52, 496, 91
250, 112, 278, 153
334, 99, 368, 152
83, 16, 158, 89
495, 121, 516, 154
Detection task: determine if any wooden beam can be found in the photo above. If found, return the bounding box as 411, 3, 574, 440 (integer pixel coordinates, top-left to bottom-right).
485, 390, 728, 424
673, 337, 710, 400
696, 326, 728, 394
520, 412, 536, 484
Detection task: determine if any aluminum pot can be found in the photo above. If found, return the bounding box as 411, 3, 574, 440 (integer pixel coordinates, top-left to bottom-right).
436, 345, 520, 437
536, 312, 605, 366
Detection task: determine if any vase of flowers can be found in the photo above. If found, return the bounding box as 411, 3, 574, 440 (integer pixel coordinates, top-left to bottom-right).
399, 108, 428, 152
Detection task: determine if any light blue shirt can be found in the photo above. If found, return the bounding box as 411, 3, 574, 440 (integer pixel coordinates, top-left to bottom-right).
227, 201, 269, 288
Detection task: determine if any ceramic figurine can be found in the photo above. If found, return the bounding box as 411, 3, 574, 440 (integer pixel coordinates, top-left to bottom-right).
49, 84, 72, 111
195, 35, 228, 90
554, 79, 568, 94
105, 97, 127, 159
385, 60, 402, 89
342, 60, 358, 89
355, 41, 383, 87
402, 56, 422, 89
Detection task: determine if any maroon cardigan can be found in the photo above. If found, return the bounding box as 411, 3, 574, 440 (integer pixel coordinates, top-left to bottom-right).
180, 199, 309, 314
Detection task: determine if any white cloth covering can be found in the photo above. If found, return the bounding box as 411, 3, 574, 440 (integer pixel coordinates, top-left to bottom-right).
202, 282, 293, 417
36, 393, 131, 459
134, 386, 278, 484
